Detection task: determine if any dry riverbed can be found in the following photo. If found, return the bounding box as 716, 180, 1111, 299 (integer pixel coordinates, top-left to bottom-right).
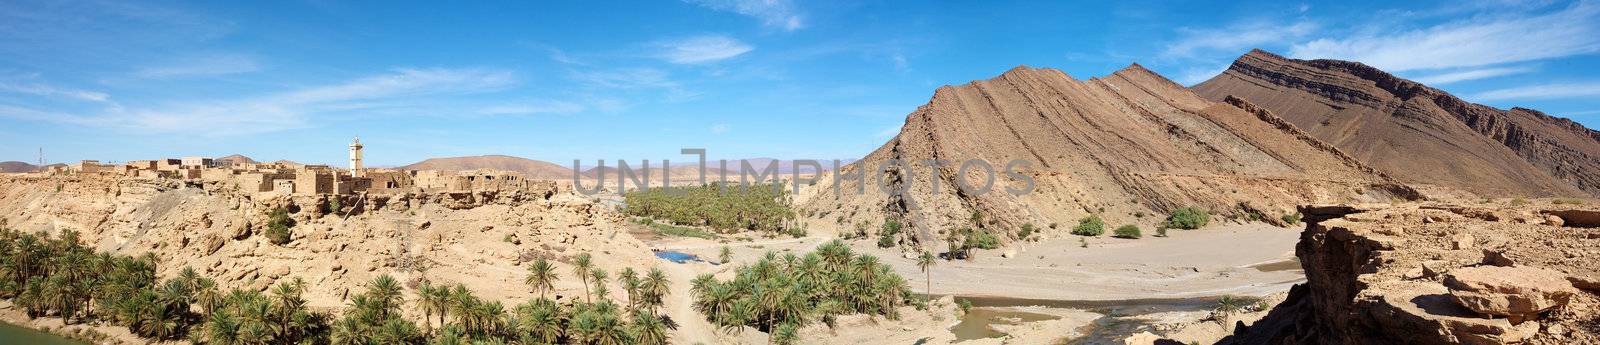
642, 222, 1305, 343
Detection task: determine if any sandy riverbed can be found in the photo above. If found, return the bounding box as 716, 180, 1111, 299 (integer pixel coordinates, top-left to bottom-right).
641, 222, 1304, 343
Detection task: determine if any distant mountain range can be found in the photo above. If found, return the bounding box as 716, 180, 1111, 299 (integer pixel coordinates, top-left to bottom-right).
399, 155, 575, 180
0, 161, 41, 173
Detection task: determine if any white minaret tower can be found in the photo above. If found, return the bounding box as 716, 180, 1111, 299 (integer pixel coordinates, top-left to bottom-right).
349, 136, 365, 178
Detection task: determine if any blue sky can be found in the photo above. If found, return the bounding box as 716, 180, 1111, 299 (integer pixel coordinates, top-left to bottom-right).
3, 0, 1599, 166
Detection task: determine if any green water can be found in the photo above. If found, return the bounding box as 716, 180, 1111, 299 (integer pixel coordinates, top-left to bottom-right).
0, 322, 85, 344
949, 307, 1061, 340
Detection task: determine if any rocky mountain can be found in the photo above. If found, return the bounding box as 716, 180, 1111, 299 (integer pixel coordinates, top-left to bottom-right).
797, 64, 1418, 243
216, 154, 257, 165
0, 161, 38, 173
1193, 49, 1600, 198
400, 155, 573, 180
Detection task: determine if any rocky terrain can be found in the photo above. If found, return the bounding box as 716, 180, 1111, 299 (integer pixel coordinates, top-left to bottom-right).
798, 64, 1418, 243
0, 173, 659, 315
399, 155, 575, 180
1193, 49, 1600, 198
1220, 201, 1600, 344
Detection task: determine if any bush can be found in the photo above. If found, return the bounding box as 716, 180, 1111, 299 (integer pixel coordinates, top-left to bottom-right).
1553, 198, 1585, 205
1162, 207, 1210, 230
1072, 216, 1105, 236
1017, 223, 1036, 240
876, 235, 896, 248
1113, 225, 1141, 239
1280, 213, 1301, 225
266, 207, 294, 245
956, 298, 973, 315
964, 229, 1000, 249
1156, 226, 1168, 237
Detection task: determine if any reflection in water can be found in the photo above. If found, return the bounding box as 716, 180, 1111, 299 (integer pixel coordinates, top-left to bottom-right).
949, 307, 1060, 340
938, 295, 1229, 344
0, 322, 85, 344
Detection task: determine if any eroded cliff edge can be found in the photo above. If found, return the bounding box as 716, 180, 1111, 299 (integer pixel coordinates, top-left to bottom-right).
1221, 202, 1600, 344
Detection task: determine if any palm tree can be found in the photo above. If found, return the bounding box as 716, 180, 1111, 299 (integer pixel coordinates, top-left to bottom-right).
416, 282, 444, 333
515, 298, 562, 344
643, 267, 669, 315
590, 267, 609, 300
629, 309, 668, 345
206, 311, 242, 345
525, 259, 557, 300
368, 275, 403, 321
573, 253, 594, 302
917, 250, 936, 299
618, 267, 639, 309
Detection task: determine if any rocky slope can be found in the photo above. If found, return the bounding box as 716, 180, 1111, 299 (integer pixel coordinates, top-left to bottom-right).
1221, 201, 1600, 344
400, 155, 574, 180
0, 174, 655, 314
1193, 49, 1600, 198
797, 64, 1418, 244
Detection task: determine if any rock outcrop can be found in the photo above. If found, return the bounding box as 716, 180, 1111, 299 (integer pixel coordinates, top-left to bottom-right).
0, 174, 644, 311
1194, 49, 1600, 198
798, 64, 1418, 244
1221, 201, 1600, 344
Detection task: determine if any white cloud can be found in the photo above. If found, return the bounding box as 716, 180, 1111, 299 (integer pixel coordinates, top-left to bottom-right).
571, 68, 678, 89
710, 123, 730, 134
476, 100, 585, 115
135, 54, 261, 78
1175, 66, 1229, 86
655, 35, 753, 64
1289, 3, 1600, 71
1163, 21, 1318, 59
1471, 82, 1600, 101
685, 0, 804, 31
2, 68, 517, 136
0, 80, 111, 103
1407, 66, 1535, 85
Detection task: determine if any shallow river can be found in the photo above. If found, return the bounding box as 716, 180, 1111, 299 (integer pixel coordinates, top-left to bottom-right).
0, 322, 85, 344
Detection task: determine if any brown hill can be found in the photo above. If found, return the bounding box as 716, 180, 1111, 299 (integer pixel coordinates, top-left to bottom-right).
581, 165, 726, 185
1193, 49, 1600, 197
216, 154, 257, 165
400, 155, 574, 180
798, 64, 1417, 243
0, 161, 37, 173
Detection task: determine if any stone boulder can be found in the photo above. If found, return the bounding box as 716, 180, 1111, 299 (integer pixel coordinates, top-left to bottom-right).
1444, 266, 1578, 323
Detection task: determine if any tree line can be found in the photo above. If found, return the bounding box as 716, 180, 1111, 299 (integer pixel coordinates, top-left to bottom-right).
622, 183, 794, 233
0, 221, 676, 345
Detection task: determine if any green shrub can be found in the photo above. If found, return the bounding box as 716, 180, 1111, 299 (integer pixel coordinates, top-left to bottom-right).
1510, 198, 1530, 206
650, 222, 718, 239
787, 226, 807, 238
964, 229, 1000, 249
1072, 215, 1105, 236
1162, 207, 1210, 230
1113, 225, 1141, 239
1280, 213, 1302, 225
266, 207, 294, 245
1553, 198, 1585, 205
1156, 226, 1168, 237
956, 298, 973, 315
1017, 223, 1036, 240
